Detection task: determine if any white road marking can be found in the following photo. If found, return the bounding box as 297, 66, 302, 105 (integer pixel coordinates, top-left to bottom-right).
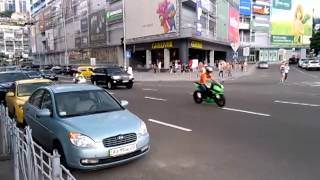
142, 88, 158, 91
144, 96, 167, 101
222, 107, 271, 117
274, 100, 320, 107
294, 67, 318, 79
148, 119, 192, 132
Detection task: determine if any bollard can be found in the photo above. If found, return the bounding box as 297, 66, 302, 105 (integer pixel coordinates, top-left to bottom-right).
51, 149, 62, 180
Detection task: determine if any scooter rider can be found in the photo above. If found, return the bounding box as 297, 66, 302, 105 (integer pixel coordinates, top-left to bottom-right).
199, 66, 215, 97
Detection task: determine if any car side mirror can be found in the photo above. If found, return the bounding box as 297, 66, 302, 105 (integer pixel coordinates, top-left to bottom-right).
6, 92, 14, 97
120, 100, 129, 107
37, 108, 51, 117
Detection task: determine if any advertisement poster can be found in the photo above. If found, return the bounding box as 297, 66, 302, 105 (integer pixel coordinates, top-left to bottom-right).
228, 5, 240, 46
240, 0, 251, 16
253, 4, 270, 15
124, 0, 177, 39
271, 0, 314, 45
89, 10, 106, 45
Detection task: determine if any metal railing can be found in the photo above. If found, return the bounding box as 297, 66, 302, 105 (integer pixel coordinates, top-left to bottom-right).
0, 105, 76, 180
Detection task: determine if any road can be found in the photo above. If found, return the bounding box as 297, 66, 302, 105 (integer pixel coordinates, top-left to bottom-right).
67, 65, 320, 180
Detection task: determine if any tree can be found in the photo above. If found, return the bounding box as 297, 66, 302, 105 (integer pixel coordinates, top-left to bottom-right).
0, 11, 14, 18
310, 31, 320, 55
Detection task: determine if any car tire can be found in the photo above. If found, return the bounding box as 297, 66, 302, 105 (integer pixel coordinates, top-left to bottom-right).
107, 81, 114, 89
126, 83, 133, 89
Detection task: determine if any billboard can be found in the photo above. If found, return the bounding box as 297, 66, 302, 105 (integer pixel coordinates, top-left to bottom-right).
228, 6, 240, 44
253, 4, 270, 15
240, 0, 251, 16
271, 0, 314, 45
89, 10, 106, 46
124, 0, 177, 39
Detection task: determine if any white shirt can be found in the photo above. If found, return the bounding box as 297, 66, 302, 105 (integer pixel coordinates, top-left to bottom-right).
284, 66, 290, 73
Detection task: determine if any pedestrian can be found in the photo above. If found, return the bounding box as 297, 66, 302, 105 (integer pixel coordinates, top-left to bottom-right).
284, 62, 290, 82
280, 61, 285, 83
169, 61, 173, 73
174, 60, 178, 73
240, 61, 244, 72
158, 61, 162, 73
153, 63, 157, 74
127, 66, 133, 79
244, 61, 248, 72
218, 60, 224, 78
226, 62, 232, 77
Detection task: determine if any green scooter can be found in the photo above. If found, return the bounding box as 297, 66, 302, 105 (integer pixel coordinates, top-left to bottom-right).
193, 81, 226, 107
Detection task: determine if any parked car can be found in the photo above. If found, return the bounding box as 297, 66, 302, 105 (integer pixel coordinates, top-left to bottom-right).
24, 84, 150, 169
25, 71, 43, 79
5, 79, 52, 125
51, 66, 63, 74
289, 57, 299, 64
91, 67, 134, 89
40, 70, 58, 81
305, 59, 320, 70
0, 71, 30, 104
257, 61, 269, 69
0, 66, 20, 72
78, 66, 94, 78
299, 59, 309, 69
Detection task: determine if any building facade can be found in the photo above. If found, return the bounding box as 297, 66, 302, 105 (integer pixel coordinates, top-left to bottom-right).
0, 18, 29, 63
30, 0, 240, 68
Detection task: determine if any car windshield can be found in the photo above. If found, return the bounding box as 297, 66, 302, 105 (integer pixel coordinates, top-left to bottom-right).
55, 90, 123, 118
0, 73, 28, 83
17, 82, 52, 97
108, 68, 123, 74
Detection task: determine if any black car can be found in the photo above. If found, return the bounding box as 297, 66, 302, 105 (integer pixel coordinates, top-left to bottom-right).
40, 70, 58, 81
0, 71, 30, 103
25, 71, 43, 79
289, 57, 299, 64
91, 67, 134, 89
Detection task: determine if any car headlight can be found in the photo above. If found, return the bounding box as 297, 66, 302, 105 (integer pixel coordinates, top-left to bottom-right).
68, 132, 95, 148
112, 75, 121, 80
139, 121, 148, 135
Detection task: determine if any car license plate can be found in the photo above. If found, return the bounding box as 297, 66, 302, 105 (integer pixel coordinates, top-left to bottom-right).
109, 144, 136, 157
123, 80, 129, 83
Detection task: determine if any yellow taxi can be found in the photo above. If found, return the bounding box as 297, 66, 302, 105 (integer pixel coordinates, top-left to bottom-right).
77, 66, 94, 78
6, 79, 52, 125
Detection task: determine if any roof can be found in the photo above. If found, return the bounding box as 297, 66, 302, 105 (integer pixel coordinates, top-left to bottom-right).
15, 79, 52, 85
47, 84, 102, 94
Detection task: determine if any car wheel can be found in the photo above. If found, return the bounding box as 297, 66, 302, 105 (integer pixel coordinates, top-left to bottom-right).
126, 83, 133, 89
107, 81, 114, 89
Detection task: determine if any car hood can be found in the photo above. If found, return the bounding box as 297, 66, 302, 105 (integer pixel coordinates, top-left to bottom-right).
61, 110, 142, 142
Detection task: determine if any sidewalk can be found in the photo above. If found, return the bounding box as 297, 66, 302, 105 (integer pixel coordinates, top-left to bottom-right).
133, 65, 256, 82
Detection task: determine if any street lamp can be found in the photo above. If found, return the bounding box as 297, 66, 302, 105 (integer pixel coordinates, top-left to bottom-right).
122, 0, 127, 70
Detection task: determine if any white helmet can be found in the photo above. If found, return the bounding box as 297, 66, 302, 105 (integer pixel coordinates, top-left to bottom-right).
205, 66, 213, 73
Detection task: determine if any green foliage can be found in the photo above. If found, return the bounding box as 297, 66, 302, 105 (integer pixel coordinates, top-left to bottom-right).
310, 32, 320, 55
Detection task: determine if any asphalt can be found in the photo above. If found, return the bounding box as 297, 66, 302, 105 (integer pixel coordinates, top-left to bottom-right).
69, 64, 320, 180
1, 64, 320, 180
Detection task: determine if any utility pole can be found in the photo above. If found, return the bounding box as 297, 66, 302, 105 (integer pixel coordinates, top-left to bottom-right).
62, 0, 68, 65
122, 0, 127, 70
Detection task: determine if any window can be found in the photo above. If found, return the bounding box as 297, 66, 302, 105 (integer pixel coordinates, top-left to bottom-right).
29, 89, 45, 109
41, 91, 53, 111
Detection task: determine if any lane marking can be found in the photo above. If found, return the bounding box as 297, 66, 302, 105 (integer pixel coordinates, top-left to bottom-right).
294, 67, 318, 79
274, 100, 320, 107
144, 96, 167, 101
222, 107, 271, 117
142, 88, 158, 91
148, 119, 192, 132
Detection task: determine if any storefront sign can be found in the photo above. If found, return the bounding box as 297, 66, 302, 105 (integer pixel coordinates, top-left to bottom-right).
106, 9, 123, 22
190, 41, 203, 49
152, 41, 173, 49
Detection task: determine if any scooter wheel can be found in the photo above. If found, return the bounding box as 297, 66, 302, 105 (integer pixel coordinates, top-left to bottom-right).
216, 95, 226, 107
193, 91, 203, 104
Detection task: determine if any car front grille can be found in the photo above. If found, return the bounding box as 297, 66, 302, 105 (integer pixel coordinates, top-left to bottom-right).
102, 133, 137, 148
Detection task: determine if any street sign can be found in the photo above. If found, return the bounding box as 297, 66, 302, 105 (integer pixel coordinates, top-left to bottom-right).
231, 41, 240, 52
